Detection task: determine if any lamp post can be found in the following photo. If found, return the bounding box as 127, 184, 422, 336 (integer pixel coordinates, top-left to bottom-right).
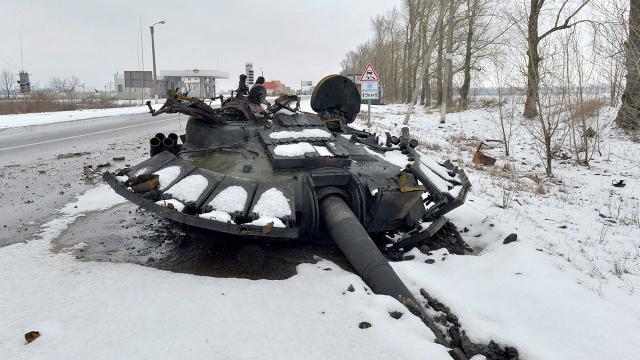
150, 20, 166, 104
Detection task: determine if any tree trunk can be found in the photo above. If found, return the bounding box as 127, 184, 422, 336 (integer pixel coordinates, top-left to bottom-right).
436, 20, 445, 105
441, 0, 456, 123
524, 0, 541, 118
443, 0, 456, 106
616, 0, 640, 129
391, 34, 397, 102
422, 67, 431, 106
401, 29, 409, 103
460, 0, 476, 110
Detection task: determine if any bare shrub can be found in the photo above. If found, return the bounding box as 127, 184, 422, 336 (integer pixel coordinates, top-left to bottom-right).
0, 92, 128, 115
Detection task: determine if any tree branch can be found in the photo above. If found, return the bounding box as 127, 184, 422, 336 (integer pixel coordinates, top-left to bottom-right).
539, 0, 590, 41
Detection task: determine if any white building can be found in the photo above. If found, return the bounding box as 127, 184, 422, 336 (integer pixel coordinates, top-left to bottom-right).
114, 69, 229, 99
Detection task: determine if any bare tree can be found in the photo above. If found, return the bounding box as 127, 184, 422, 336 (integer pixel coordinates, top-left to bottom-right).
50, 75, 81, 101
340, 0, 503, 107
617, 0, 640, 129
523, 0, 591, 118
459, 0, 510, 109
490, 56, 517, 156
1, 70, 15, 98
524, 48, 572, 177
404, 0, 447, 125
593, 0, 627, 107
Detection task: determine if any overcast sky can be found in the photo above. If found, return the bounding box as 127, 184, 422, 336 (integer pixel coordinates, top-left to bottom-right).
0, 0, 398, 91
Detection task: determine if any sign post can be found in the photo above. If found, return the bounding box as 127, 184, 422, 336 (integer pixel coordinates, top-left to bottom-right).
360, 63, 380, 128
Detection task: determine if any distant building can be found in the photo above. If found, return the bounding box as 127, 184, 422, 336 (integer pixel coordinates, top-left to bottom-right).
263, 80, 285, 96
113, 69, 228, 99
300, 80, 313, 95
245, 63, 254, 86
341, 72, 362, 85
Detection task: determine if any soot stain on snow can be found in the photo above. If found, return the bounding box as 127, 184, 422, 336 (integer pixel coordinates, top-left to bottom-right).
53, 202, 350, 280
419, 289, 519, 360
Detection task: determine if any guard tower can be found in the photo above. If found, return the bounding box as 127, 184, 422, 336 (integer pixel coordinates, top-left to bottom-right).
18, 71, 31, 93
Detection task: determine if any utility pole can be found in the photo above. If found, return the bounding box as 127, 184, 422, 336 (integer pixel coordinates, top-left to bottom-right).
150, 20, 166, 104
140, 16, 145, 104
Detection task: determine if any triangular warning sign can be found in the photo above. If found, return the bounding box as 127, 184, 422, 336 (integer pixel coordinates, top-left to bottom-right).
360, 63, 380, 82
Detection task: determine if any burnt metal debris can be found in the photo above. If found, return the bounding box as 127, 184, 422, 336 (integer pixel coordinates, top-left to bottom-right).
472, 141, 497, 166
105, 74, 472, 357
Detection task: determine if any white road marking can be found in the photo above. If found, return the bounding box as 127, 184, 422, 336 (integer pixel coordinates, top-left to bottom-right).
0, 116, 182, 152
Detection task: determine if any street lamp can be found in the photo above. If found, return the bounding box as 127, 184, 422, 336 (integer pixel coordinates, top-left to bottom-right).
150, 20, 166, 104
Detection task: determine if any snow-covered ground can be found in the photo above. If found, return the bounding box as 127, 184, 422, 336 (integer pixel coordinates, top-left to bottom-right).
1, 99, 638, 359
0, 186, 452, 360
0, 104, 169, 129
0, 96, 293, 130
354, 102, 640, 359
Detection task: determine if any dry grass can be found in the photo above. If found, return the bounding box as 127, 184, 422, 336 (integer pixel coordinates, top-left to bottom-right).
473, 98, 506, 109
0, 93, 128, 115
501, 161, 514, 172
570, 99, 608, 121
419, 142, 442, 151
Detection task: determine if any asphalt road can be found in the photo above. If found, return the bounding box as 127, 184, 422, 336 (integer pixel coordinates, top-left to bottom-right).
0, 111, 187, 245
0, 112, 184, 164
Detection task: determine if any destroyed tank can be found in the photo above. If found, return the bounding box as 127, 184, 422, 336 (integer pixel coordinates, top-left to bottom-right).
104, 75, 471, 356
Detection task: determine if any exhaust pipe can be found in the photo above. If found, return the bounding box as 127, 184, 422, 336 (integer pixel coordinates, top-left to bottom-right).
155, 133, 166, 141
168, 133, 181, 152
319, 194, 466, 359
162, 137, 175, 154
149, 137, 164, 157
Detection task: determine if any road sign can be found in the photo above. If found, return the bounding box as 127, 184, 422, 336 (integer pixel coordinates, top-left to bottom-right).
361, 90, 378, 99
360, 63, 380, 100
360, 63, 380, 82
363, 81, 378, 90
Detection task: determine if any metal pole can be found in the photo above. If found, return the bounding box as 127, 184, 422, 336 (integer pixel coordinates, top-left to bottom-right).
367, 99, 371, 128
150, 25, 158, 104
140, 17, 145, 105
440, 54, 451, 124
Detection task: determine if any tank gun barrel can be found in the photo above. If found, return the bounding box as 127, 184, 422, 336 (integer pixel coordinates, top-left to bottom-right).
319, 195, 460, 350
